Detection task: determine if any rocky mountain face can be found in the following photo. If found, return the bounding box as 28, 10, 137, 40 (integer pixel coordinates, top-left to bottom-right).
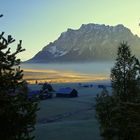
27, 24, 140, 63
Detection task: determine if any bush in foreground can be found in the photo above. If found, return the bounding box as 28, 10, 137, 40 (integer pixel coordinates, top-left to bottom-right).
96, 42, 140, 140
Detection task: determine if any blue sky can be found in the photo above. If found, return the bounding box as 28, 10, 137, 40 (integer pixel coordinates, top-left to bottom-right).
0, 0, 140, 60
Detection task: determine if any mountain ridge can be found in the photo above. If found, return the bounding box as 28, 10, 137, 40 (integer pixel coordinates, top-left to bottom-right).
27, 23, 140, 63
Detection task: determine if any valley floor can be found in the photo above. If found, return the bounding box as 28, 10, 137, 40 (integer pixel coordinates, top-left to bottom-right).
29, 82, 111, 140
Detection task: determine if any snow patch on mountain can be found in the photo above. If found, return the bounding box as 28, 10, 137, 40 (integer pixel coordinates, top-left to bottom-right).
48, 46, 57, 54
27, 23, 140, 63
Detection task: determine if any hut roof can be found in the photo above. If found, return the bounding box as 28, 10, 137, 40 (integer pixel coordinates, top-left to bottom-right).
56, 87, 74, 94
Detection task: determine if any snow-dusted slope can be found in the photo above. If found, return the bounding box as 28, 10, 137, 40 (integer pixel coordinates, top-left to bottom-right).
27, 23, 140, 63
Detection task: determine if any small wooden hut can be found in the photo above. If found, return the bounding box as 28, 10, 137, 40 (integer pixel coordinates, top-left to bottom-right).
56, 87, 78, 97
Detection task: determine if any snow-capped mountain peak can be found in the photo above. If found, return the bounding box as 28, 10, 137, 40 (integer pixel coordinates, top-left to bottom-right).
27, 23, 140, 63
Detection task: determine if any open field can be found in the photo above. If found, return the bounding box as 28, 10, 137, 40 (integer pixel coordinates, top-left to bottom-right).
29, 82, 111, 140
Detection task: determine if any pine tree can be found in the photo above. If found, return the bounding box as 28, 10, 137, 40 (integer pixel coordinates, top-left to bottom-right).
0, 16, 38, 140
96, 42, 140, 140
111, 42, 140, 102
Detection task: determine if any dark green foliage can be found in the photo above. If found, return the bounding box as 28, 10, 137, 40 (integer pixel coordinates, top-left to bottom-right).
111, 42, 140, 102
41, 83, 54, 92
0, 31, 38, 139
96, 42, 140, 140
39, 83, 53, 99
96, 88, 115, 140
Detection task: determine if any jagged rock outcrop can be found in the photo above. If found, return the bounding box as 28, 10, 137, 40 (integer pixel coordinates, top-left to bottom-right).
27, 23, 140, 63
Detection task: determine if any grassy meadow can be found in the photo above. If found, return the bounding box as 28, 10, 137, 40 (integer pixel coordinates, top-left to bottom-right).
29, 83, 111, 140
